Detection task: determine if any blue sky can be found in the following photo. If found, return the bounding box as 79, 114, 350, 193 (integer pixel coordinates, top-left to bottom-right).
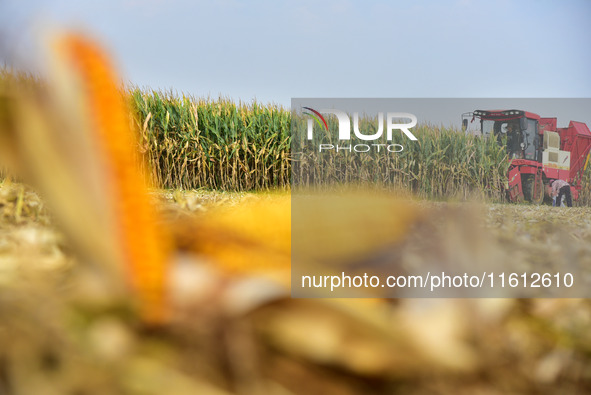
1, 0, 590, 107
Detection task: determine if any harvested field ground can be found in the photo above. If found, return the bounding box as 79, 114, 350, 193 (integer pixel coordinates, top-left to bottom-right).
1, 182, 590, 394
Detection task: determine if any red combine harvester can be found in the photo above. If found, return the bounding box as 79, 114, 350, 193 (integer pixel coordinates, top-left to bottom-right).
462, 110, 591, 204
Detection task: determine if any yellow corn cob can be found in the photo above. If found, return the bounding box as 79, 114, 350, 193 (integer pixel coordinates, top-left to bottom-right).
52, 34, 171, 324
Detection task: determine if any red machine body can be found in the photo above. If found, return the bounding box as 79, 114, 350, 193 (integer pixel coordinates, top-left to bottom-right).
462, 110, 591, 204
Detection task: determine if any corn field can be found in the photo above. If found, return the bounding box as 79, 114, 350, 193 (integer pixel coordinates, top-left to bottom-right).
291, 114, 511, 200
129, 89, 291, 190
577, 166, 591, 206
129, 90, 510, 199
4, 70, 591, 202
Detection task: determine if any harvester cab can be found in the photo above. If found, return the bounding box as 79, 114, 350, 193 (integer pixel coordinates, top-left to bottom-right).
462, 109, 591, 204
463, 110, 540, 160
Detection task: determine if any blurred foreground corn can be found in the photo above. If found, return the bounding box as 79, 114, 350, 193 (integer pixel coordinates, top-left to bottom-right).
54, 35, 174, 323
1, 33, 173, 323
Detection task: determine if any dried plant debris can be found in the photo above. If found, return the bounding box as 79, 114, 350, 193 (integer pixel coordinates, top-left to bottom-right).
0, 182, 50, 226
1, 184, 591, 394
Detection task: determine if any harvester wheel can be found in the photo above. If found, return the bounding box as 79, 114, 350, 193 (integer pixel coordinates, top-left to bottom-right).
523, 174, 544, 205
